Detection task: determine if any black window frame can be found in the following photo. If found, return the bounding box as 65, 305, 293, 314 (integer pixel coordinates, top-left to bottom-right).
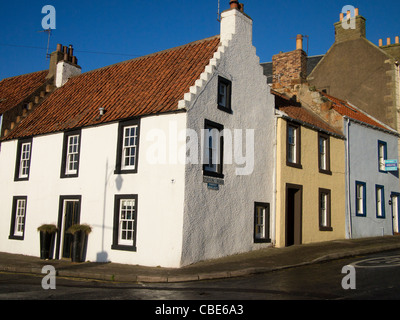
60, 129, 82, 179
203, 119, 224, 179
254, 202, 271, 243
319, 188, 333, 231
217, 76, 232, 114
286, 122, 302, 169
14, 137, 33, 181
112, 194, 138, 252
318, 132, 332, 175
115, 118, 141, 175
9, 196, 28, 240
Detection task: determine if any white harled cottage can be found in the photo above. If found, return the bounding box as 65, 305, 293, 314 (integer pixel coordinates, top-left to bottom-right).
0, 2, 276, 267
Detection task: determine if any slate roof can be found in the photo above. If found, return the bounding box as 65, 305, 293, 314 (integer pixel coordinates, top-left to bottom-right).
4, 36, 221, 141
0, 70, 49, 115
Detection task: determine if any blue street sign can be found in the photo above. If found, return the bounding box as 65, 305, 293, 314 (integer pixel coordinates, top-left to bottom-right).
385, 160, 398, 172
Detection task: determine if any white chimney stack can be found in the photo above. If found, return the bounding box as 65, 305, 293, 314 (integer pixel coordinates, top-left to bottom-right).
220, 1, 252, 44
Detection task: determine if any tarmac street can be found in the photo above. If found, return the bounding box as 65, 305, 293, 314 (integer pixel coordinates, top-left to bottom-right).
0, 236, 400, 286
1, 250, 400, 303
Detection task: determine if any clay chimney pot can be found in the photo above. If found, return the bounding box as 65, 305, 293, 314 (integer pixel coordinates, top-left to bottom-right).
229, 0, 239, 9
296, 34, 303, 50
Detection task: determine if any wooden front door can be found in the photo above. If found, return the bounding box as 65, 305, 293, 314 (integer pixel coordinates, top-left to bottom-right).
56, 196, 81, 260
286, 184, 303, 247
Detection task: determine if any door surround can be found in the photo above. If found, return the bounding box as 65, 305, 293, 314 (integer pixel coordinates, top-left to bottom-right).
55, 195, 82, 260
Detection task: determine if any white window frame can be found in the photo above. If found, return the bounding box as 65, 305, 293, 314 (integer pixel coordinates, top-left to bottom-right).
14, 199, 26, 237
378, 141, 387, 172
376, 185, 385, 218
356, 181, 366, 217
112, 194, 138, 251
118, 199, 136, 246
320, 193, 328, 227
121, 125, 138, 171
254, 203, 270, 243
255, 206, 266, 240
66, 135, 80, 175
19, 142, 31, 179
319, 136, 327, 170
288, 126, 297, 163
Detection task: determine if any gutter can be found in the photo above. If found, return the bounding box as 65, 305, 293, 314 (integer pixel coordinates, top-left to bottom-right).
342, 115, 400, 138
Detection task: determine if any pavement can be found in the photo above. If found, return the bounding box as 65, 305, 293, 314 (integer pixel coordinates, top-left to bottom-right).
1, 236, 400, 284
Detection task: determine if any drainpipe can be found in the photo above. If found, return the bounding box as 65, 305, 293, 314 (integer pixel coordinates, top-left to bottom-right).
345, 117, 353, 239
271, 112, 278, 246
0, 114, 3, 138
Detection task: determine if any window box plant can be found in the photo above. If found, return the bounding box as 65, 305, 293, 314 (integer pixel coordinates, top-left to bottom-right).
37, 224, 58, 260
67, 224, 92, 263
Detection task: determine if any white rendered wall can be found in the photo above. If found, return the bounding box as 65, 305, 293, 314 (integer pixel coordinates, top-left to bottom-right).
180, 9, 276, 266
0, 112, 186, 268
55, 61, 81, 88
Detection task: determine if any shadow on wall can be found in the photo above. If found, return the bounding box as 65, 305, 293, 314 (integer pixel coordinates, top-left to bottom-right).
96, 160, 124, 263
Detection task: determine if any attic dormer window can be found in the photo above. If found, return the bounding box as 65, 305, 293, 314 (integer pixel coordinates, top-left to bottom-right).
217, 76, 232, 113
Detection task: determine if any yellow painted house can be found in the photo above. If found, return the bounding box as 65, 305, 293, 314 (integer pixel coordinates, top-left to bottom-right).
273, 91, 346, 247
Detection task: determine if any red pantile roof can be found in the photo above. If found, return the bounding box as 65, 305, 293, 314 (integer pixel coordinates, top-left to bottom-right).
321, 92, 389, 131
272, 90, 343, 136
4, 36, 220, 140
0, 70, 49, 114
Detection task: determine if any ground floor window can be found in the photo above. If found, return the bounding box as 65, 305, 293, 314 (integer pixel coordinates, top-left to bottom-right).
356, 181, 366, 217
254, 202, 271, 243
376, 185, 385, 218
9, 196, 27, 240
112, 195, 138, 251
319, 188, 332, 231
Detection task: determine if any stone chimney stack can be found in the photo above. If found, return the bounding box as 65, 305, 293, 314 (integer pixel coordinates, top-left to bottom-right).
272, 35, 307, 90
334, 8, 366, 43
46, 43, 82, 88
47, 43, 81, 87
378, 35, 400, 61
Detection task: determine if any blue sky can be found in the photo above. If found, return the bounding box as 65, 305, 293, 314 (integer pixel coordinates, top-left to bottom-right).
0, 0, 399, 79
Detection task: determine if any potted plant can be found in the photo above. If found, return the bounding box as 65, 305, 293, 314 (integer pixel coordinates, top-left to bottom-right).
37, 224, 58, 260
67, 224, 92, 263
